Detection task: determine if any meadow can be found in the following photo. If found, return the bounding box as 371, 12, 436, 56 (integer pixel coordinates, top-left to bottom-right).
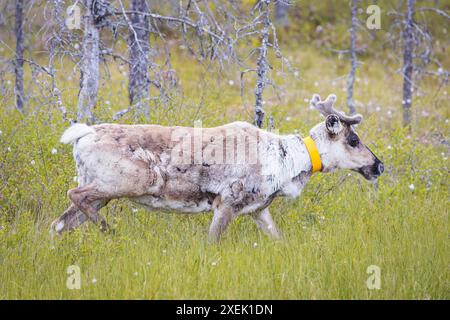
0, 42, 448, 299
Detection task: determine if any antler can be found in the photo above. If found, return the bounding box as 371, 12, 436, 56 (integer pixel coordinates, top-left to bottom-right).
310, 93, 363, 125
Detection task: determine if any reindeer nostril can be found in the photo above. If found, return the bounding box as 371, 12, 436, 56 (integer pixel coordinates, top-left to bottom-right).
378, 163, 384, 175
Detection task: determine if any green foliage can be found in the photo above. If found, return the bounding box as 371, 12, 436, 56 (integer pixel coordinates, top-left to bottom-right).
0, 41, 449, 299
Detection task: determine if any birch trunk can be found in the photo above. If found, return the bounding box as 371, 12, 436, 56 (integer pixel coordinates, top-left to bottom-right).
346, 0, 358, 115
14, 0, 24, 112
128, 0, 150, 120
402, 0, 415, 126
77, 0, 100, 123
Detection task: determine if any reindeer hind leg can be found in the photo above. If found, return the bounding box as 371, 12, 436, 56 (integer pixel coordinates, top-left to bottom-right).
51, 199, 110, 235
68, 185, 111, 232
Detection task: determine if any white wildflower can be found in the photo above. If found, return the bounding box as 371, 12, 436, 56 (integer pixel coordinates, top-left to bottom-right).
228, 80, 234, 86
408, 184, 415, 191
51, 148, 58, 155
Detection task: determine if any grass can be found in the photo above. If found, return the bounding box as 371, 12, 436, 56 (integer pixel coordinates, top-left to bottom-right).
0, 44, 448, 299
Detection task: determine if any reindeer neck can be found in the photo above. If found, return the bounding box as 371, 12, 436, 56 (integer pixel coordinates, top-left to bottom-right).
276, 134, 314, 181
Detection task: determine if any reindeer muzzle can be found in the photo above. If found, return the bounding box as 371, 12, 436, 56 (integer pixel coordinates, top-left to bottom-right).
357, 157, 384, 180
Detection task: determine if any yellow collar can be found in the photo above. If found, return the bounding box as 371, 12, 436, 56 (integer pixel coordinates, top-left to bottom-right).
303, 136, 322, 173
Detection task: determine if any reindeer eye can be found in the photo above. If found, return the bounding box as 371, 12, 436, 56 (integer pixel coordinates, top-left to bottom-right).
348, 134, 359, 147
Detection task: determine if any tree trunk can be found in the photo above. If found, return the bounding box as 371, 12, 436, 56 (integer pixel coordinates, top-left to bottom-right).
14, 0, 24, 112
402, 0, 415, 126
254, 1, 271, 129
77, 0, 100, 123
275, 0, 289, 27
128, 0, 150, 120
347, 0, 358, 115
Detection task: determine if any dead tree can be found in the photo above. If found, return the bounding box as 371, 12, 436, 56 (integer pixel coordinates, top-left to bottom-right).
238, 0, 292, 129
128, 0, 150, 120
388, 1, 449, 127
77, 0, 101, 123
14, 0, 24, 112
347, 0, 358, 115
112, 0, 240, 120
402, 0, 415, 126
275, 0, 289, 27
40, 0, 290, 124
254, 0, 271, 128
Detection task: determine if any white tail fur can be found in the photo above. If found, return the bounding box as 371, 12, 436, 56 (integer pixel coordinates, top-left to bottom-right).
60, 123, 95, 144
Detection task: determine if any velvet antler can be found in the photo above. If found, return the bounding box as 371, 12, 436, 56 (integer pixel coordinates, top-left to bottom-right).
310, 93, 363, 125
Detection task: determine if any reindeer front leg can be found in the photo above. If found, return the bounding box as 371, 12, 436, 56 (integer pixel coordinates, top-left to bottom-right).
252, 208, 281, 240
208, 204, 234, 243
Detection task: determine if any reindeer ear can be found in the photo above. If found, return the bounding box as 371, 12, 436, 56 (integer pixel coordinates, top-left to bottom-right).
325, 114, 342, 135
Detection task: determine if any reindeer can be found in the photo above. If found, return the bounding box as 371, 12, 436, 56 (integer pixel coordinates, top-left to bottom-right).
51, 93, 384, 241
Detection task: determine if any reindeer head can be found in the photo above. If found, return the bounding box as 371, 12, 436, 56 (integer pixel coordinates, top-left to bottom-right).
308, 93, 384, 180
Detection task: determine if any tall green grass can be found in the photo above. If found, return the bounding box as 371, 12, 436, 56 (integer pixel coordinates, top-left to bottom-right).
0, 46, 448, 299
